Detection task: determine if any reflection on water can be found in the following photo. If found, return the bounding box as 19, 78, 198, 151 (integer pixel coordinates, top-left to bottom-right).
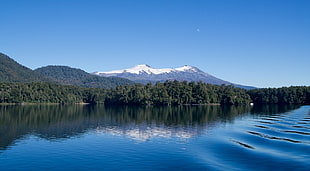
0, 104, 308, 170
0, 105, 256, 149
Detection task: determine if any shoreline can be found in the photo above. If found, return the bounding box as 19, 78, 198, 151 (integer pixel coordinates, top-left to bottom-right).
0, 102, 91, 106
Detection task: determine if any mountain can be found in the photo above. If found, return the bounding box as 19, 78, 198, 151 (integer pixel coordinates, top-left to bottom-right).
0, 53, 50, 82
93, 64, 255, 89
0, 52, 253, 89
35, 65, 134, 88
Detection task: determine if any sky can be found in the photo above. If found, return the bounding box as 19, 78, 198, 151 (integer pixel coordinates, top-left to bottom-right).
0, 0, 309, 88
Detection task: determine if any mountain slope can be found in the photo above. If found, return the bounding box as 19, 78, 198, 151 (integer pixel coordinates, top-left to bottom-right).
0, 53, 50, 82
93, 64, 255, 89
35, 65, 134, 88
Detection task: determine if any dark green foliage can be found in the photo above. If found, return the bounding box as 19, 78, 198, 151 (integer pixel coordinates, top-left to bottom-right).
1, 81, 309, 106
248, 86, 310, 104
105, 81, 252, 105
2, 80, 249, 105
0, 53, 51, 82
35, 66, 134, 89
0, 82, 106, 104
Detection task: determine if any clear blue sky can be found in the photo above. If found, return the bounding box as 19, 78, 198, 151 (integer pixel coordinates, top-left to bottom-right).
1, 0, 309, 88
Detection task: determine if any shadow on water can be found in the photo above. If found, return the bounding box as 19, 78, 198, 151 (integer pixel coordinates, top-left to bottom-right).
0, 104, 300, 152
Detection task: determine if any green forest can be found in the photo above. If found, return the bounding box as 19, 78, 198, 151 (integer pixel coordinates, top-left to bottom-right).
1, 81, 309, 105
248, 86, 310, 104
0, 82, 106, 104
105, 81, 251, 105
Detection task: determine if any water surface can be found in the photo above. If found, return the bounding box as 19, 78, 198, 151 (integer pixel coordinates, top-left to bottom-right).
0, 105, 309, 170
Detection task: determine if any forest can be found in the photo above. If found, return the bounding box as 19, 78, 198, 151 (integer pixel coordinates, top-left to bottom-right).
248, 86, 310, 104
0, 82, 106, 104
0, 81, 309, 105
105, 81, 251, 105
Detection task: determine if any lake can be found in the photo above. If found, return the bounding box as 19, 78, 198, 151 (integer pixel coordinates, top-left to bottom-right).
0, 104, 309, 170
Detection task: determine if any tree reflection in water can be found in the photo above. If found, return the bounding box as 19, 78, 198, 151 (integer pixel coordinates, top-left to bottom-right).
0, 104, 299, 151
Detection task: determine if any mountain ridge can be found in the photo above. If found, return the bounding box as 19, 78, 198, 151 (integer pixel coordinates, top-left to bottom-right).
0, 52, 51, 82
0, 52, 134, 88
35, 65, 134, 88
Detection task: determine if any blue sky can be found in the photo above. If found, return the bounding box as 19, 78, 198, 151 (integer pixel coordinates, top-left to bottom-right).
1, 0, 309, 88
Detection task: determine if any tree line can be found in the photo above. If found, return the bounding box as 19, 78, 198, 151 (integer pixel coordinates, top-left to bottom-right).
0, 82, 105, 104
248, 86, 310, 104
105, 81, 251, 105
0, 81, 309, 105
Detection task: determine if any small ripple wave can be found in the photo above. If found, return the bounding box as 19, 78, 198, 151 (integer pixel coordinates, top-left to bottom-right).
190, 106, 310, 170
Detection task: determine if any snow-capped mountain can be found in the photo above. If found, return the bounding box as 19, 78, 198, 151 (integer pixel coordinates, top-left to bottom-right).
93, 64, 255, 89
95, 64, 202, 76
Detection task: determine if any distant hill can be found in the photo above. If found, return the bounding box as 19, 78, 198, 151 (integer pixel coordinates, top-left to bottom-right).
0, 53, 50, 82
0, 53, 134, 89
93, 64, 256, 89
35, 65, 134, 88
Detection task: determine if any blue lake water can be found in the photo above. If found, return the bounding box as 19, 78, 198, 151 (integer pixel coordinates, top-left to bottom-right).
0, 105, 309, 170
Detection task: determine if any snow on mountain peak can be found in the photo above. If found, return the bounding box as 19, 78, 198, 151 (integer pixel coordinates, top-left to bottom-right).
94, 64, 200, 75
130, 64, 153, 74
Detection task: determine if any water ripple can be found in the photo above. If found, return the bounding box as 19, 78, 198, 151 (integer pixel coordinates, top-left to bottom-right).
231, 139, 255, 149
283, 130, 310, 136
246, 107, 310, 146
292, 125, 310, 129
247, 131, 305, 144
